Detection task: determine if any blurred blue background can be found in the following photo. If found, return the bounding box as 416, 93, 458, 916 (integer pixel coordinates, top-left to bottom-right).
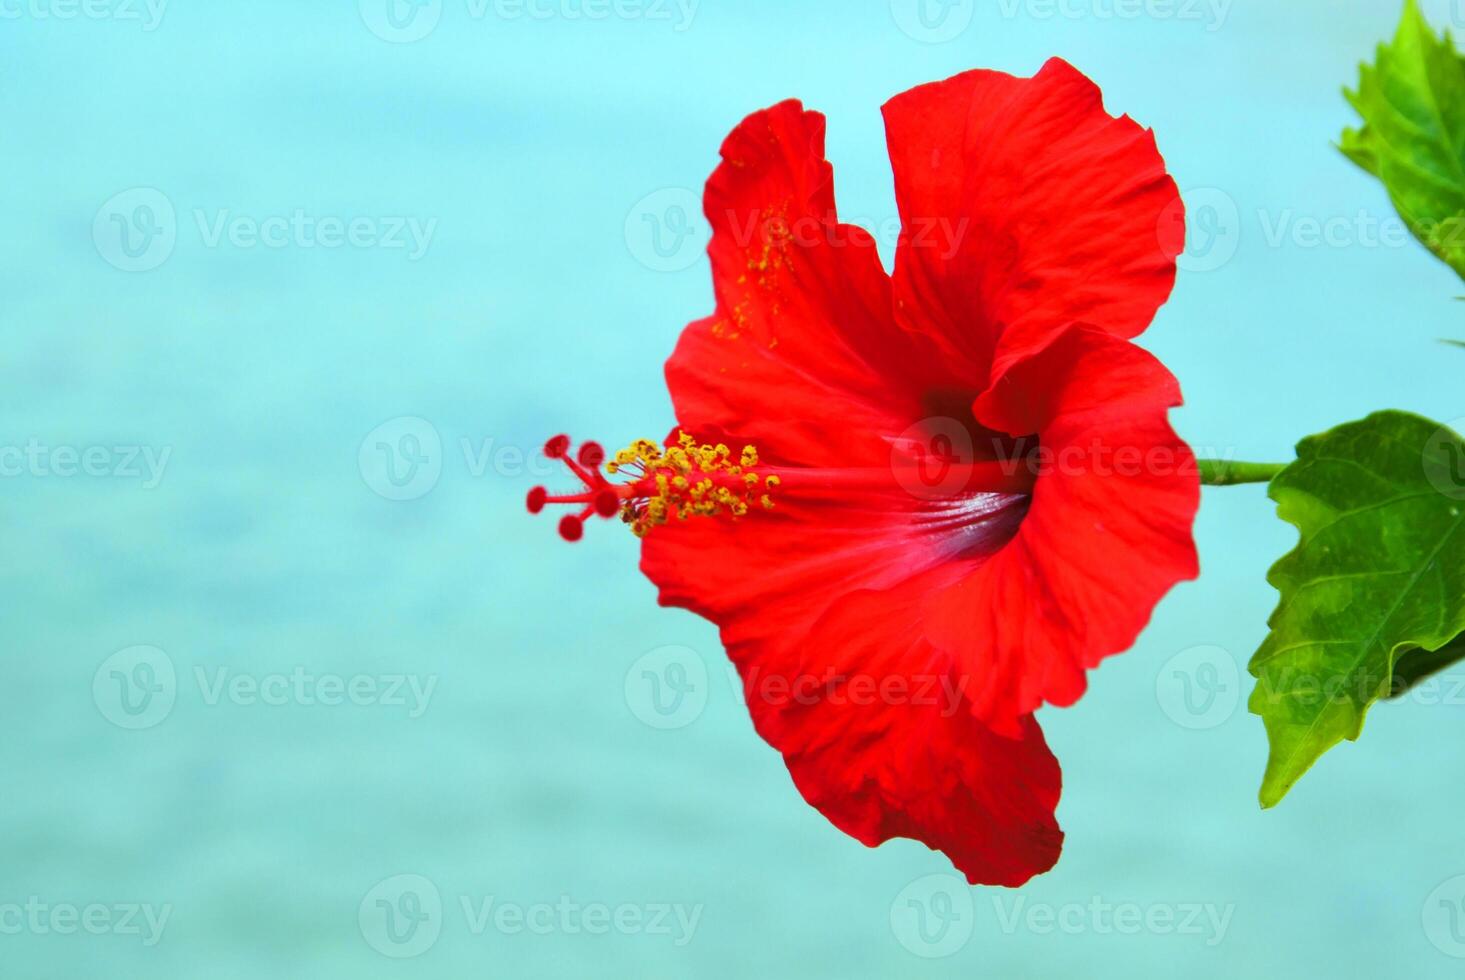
3, 0, 1465, 975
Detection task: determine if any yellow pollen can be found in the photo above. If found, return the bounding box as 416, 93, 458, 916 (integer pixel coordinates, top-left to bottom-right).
610, 433, 777, 538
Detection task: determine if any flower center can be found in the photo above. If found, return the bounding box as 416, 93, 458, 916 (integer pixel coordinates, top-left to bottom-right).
527, 431, 1038, 542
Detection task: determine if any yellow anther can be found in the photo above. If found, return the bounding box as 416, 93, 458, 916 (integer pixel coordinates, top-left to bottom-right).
609, 433, 779, 538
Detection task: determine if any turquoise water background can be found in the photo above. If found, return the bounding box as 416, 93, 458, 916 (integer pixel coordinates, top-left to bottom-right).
5, 0, 1465, 976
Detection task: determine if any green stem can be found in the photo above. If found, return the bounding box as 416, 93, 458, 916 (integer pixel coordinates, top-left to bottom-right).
1197, 459, 1288, 486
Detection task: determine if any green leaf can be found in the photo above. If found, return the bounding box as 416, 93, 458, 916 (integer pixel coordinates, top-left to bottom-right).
1389, 633, 1465, 697
1340, 0, 1465, 282
1249, 411, 1465, 807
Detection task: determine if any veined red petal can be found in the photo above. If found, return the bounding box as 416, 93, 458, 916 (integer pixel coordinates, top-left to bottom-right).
882, 58, 1184, 373
672, 100, 942, 469
764, 572, 1063, 886
922, 324, 1202, 730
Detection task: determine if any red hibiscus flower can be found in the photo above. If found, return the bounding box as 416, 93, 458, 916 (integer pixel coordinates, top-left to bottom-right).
531, 59, 1200, 886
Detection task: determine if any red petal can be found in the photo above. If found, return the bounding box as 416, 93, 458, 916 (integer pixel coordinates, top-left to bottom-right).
670, 101, 938, 468
882, 58, 1184, 375
762, 571, 1063, 886
645, 517, 1063, 885
923, 325, 1201, 729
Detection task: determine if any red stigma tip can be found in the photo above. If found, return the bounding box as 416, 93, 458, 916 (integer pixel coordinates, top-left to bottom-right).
545, 434, 571, 459
526, 486, 548, 514
578, 441, 606, 468
594, 489, 620, 518
558, 515, 584, 542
